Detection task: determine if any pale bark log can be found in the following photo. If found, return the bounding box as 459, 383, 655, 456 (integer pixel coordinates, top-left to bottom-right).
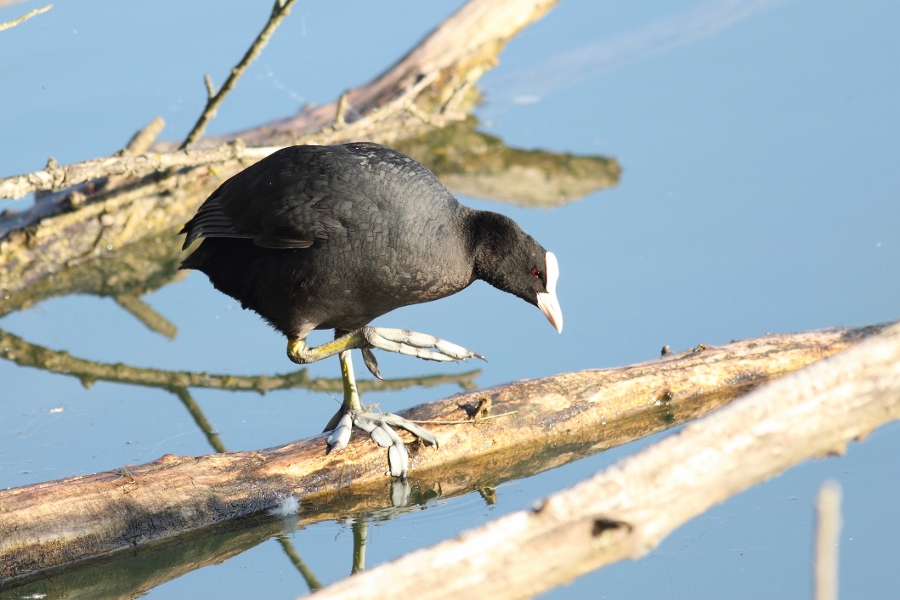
308, 322, 900, 600
0, 323, 887, 585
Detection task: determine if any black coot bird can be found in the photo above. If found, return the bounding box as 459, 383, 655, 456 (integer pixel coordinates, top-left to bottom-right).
180, 142, 562, 477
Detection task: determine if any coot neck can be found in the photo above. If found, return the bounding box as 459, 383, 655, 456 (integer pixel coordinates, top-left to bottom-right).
465, 208, 524, 293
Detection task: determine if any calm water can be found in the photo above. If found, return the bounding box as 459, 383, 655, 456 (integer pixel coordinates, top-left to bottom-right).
2, 0, 899, 597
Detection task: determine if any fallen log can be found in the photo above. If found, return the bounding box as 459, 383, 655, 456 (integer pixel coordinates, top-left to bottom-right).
308, 321, 900, 600
0, 323, 888, 587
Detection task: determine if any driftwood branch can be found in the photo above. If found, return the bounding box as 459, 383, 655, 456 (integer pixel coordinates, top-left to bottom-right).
0, 139, 272, 202
0, 3, 50, 31
180, 0, 300, 149
307, 322, 900, 600
0, 323, 888, 586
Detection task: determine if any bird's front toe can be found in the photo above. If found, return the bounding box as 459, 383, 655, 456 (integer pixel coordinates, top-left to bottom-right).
324, 411, 438, 478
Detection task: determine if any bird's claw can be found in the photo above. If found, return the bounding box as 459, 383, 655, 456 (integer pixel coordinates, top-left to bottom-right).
325, 410, 438, 478
325, 412, 353, 453
362, 326, 485, 364
360, 347, 382, 379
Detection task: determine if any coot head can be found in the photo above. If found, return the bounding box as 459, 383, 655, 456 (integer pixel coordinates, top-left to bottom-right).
470, 211, 563, 333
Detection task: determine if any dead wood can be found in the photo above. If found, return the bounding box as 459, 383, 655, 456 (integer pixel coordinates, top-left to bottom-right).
0, 0, 560, 199
180, 0, 300, 149
306, 322, 900, 600
0, 0, 621, 301
0, 323, 888, 587
0, 3, 51, 31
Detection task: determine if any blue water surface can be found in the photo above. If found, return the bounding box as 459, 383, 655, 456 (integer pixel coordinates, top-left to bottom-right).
1, 0, 898, 598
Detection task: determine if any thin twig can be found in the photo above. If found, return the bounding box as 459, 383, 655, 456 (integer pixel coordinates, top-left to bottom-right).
278, 537, 323, 591
180, 0, 299, 149
119, 116, 166, 157
334, 92, 349, 129
204, 74, 216, 99
814, 481, 842, 600
0, 327, 482, 395
0, 3, 52, 31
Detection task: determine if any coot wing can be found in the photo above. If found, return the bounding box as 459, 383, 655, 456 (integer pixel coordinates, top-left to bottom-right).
181, 145, 363, 250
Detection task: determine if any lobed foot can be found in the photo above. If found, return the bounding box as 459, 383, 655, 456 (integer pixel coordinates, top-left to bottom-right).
325, 409, 438, 478
360, 326, 485, 379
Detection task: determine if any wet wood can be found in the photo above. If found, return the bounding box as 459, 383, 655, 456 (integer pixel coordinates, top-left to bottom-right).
0, 323, 888, 585
309, 322, 900, 600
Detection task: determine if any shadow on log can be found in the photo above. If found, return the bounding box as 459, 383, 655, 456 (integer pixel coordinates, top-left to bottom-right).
0, 323, 889, 591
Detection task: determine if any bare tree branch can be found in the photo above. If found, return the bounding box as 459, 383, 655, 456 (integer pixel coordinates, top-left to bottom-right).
0, 3, 51, 31
0, 0, 560, 202
180, 0, 300, 149
119, 116, 166, 157
0, 326, 480, 395
0, 139, 273, 201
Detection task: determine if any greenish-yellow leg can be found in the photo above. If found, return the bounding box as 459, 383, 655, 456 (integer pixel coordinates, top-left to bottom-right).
338, 350, 363, 412
287, 327, 483, 380
292, 329, 456, 478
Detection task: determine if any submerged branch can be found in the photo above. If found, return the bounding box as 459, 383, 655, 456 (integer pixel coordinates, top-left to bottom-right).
0, 323, 887, 586
394, 116, 621, 208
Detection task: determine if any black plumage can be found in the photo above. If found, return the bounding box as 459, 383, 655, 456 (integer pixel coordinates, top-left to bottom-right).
180, 142, 562, 476
182, 142, 561, 341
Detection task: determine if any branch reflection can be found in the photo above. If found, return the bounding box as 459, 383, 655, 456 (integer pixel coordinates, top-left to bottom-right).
0, 327, 481, 395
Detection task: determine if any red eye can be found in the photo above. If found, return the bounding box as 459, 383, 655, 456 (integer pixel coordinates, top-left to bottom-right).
531, 268, 541, 278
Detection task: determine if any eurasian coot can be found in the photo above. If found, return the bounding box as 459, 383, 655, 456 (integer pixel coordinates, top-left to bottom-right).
180, 142, 562, 477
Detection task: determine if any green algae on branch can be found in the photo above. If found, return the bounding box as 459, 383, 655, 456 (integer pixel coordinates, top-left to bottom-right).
394, 116, 621, 208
